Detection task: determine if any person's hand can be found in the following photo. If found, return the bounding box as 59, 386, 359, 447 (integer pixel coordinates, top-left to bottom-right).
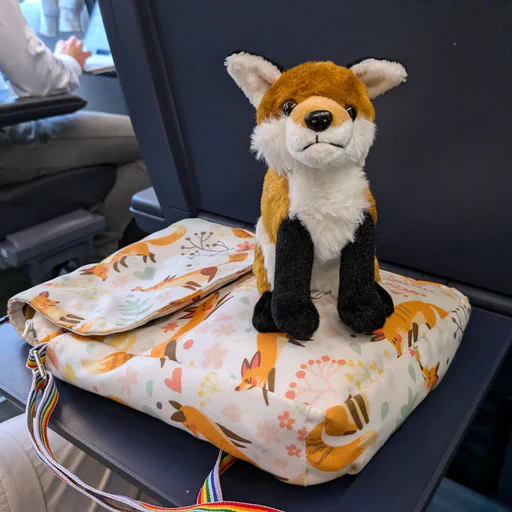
55, 36, 92, 69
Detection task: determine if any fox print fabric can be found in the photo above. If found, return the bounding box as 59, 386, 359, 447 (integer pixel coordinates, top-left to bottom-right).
8, 219, 470, 486
9, 219, 254, 336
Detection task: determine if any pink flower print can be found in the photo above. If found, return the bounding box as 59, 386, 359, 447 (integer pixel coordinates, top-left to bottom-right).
195, 322, 212, 334
236, 242, 255, 253
297, 427, 307, 442
202, 343, 228, 370
256, 421, 281, 445
278, 411, 295, 430
158, 290, 178, 302
117, 367, 138, 395
273, 458, 288, 470
214, 313, 232, 322
222, 404, 242, 423
68, 300, 85, 311
286, 357, 347, 406
286, 444, 302, 458
161, 321, 179, 333
46, 345, 59, 370
112, 275, 130, 288
212, 324, 236, 338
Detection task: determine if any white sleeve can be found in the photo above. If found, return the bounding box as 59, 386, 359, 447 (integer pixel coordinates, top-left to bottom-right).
0, 0, 82, 98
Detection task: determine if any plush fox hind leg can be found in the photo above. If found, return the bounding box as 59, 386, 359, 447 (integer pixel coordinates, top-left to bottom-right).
226, 53, 405, 339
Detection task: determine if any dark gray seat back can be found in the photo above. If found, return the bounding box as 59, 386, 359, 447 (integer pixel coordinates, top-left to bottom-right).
101, 0, 512, 296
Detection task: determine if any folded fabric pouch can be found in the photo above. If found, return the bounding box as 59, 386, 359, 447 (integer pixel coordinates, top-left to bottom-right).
9, 218, 471, 489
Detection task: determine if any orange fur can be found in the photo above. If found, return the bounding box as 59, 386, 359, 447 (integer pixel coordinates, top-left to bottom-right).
291, 96, 350, 128
365, 188, 381, 282
257, 62, 375, 123
254, 244, 271, 294
260, 169, 290, 244
254, 169, 289, 293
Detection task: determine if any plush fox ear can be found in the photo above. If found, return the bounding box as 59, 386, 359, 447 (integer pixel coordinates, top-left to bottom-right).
349, 58, 407, 99
225, 51, 282, 108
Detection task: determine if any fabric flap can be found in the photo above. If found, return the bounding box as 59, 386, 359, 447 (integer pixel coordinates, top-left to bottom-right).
8, 219, 255, 339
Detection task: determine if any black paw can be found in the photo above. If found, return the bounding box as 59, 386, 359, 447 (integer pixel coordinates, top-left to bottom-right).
252, 291, 278, 332
272, 298, 319, 340
338, 288, 389, 334
375, 282, 394, 317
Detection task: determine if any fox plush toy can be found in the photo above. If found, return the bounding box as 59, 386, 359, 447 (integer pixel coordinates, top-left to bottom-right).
225, 52, 407, 340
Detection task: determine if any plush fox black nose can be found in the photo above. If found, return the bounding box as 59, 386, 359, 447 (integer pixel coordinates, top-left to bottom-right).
304, 110, 332, 132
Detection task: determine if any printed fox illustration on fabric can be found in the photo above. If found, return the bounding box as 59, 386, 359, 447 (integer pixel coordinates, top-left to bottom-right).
132, 252, 249, 293
39, 329, 64, 344
169, 401, 256, 465
150, 291, 232, 366
70, 332, 105, 343
29, 291, 84, 328
81, 292, 232, 374
80, 225, 187, 281
132, 267, 218, 293
306, 393, 377, 472
81, 351, 137, 375
235, 332, 304, 405
106, 333, 138, 352
372, 301, 448, 357
414, 349, 440, 394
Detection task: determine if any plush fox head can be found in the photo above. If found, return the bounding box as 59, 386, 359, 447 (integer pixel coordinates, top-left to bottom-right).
225, 52, 406, 172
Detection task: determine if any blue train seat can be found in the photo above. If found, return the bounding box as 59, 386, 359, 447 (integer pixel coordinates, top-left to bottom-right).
103, 0, 511, 506
0, 96, 114, 283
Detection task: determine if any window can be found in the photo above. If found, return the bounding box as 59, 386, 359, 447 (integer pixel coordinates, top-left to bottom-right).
19, 0, 91, 52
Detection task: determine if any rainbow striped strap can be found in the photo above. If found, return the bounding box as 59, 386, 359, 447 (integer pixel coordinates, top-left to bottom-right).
26, 344, 283, 512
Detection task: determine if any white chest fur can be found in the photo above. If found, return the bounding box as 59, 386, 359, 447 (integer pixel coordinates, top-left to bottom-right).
287, 166, 370, 264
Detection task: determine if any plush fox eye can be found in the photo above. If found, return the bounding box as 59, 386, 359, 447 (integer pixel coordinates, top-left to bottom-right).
282, 100, 297, 116
346, 105, 357, 120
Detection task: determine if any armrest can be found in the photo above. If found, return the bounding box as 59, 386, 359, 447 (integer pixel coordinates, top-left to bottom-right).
0, 94, 87, 128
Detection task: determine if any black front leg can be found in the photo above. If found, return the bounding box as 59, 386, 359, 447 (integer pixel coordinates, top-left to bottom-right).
252, 291, 278, 332
271, 217, 319, 340
338, 212, 394, 333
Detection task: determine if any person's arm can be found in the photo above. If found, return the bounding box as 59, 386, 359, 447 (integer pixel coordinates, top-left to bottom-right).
0, 0, 88, 97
